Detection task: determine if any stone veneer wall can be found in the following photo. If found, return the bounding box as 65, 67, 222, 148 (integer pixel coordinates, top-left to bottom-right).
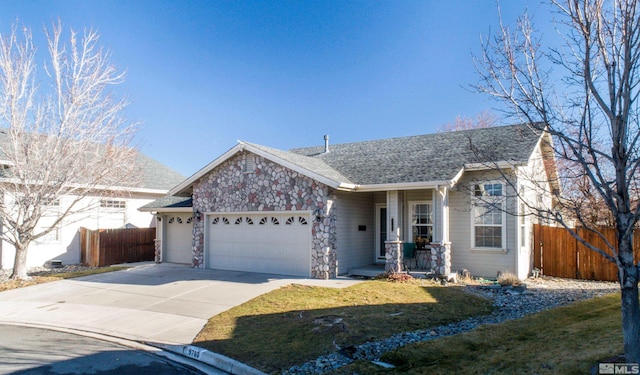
384, 241, 402, 273
430, 242, 451, 275
191, 151, 337, 279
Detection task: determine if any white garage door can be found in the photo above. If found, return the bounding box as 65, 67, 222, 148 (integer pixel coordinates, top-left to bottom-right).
207, 213, 311, 277
164, 214, 193, 264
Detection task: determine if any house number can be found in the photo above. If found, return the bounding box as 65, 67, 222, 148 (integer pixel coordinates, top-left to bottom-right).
185, 347, 202, 359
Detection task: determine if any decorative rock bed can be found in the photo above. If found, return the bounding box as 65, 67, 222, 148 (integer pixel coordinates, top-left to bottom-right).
283, 277, 619, 374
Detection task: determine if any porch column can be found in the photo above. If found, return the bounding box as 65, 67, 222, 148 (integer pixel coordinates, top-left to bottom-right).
385, 190, 403, 272
430, 242, 451, 276
439, 186, 450, 243
155, 215, 164, 263
385, 241, 403, 272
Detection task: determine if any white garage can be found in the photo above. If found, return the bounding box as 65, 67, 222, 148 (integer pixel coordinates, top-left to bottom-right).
206, 212, 312, 277
163, 214, 193, 264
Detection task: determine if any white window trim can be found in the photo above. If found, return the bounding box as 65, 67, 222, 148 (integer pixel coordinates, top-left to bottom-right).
407, 200, 433, 245
470, 181, 507, 252
100, 199, 127, 209
35, 211, 61, 245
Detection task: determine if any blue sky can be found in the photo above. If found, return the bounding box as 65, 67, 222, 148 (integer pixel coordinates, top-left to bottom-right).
0, 1, 554, 177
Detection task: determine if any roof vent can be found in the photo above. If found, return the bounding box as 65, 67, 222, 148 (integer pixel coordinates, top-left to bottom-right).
324, 134, 329, 153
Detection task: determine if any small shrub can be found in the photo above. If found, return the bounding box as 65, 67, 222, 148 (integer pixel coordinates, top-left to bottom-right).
457, 269, 475, 284
375, 271, 414, 283
497, 271, 523, 287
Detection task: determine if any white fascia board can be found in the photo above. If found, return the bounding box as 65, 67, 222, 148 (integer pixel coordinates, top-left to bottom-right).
169, 141, 348, 195
139, 207, 192, 213
450, 167, 466, 188
242, 143, 344, 190
93, 185, 169, 195
337, 182, 358, 191
354, 180, 453, 192
0, 177, 169, 196
464, 160, 527, 171
168, 143, 245, 196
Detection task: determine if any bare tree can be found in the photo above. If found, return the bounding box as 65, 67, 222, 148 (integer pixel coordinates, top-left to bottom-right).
475, 0, 640, 362
0, 22, 138, 280
437, 110, 497, 132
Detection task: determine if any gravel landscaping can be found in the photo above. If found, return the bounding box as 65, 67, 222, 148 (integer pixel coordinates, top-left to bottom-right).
284, 276, 620, 374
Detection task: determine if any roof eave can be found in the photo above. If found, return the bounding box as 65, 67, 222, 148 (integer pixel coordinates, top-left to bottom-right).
353, 180, 453, 192
464, 160, 528, 171
139, 206, 193, 213
245, 142, 347, 189
169, 141, 348, 195
0, 177, 170, 196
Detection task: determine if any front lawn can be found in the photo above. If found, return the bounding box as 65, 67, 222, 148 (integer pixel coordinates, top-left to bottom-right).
192, 280, 493, 373
338, 292, 622, 374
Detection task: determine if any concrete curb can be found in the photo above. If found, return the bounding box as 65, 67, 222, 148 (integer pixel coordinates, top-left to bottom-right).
0, 322, 226, 374
152, 343, 267, 375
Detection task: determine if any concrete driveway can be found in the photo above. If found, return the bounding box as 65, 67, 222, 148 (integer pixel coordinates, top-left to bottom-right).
0, 263, 362, 345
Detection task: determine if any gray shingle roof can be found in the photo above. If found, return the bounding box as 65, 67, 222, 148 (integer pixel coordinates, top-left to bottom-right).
135, 152, 186, 191
0, 130, 184, 191
166, 123, 544, 199
139, 195, 193, 210
243, 142, 355, 184
289, 124, 542, 185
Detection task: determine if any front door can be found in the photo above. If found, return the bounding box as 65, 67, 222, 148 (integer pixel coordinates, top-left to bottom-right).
376, 204, 387, 262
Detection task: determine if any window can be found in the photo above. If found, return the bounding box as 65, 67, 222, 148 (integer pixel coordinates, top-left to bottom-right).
472, 182, 506, 249
44, 199, 60, 207
35, 212, 60, 244
474, 183, 502, 197
410, 202, 433, 248
100, 199, 126, 209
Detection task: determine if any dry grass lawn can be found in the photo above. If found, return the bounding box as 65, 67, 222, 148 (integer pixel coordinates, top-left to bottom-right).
336, 292, 623, 374
193, 280, 493, 373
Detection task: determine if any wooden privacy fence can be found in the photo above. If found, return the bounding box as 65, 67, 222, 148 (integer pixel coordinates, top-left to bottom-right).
80, 227, 156, 267
533, 224, 640, 282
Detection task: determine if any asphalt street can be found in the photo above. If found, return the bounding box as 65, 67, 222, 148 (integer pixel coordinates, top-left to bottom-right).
0, 324, 204, 374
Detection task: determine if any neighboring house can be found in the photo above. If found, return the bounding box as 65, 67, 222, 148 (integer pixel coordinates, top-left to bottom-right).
141, 124, 558, 279
0, 152, 185, 270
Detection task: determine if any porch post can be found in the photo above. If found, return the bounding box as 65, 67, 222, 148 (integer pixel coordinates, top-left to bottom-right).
385, 190, 403, 272
430, 242, 451, 276
155, 215, 163, 263
440, 186, 450, 243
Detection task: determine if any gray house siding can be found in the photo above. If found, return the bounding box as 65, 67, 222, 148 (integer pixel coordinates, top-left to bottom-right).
449, 170, 518, 278
335, 191, 374, 274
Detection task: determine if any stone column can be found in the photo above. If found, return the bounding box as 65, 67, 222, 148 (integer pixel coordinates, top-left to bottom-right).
430, 242, 451, 275
154, 239, 162, 263
312, 246, 337, 280
385, 240, 403, 273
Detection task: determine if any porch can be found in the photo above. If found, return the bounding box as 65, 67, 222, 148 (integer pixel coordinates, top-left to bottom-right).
337, 187, 452, 278
347, 263, 437, 279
